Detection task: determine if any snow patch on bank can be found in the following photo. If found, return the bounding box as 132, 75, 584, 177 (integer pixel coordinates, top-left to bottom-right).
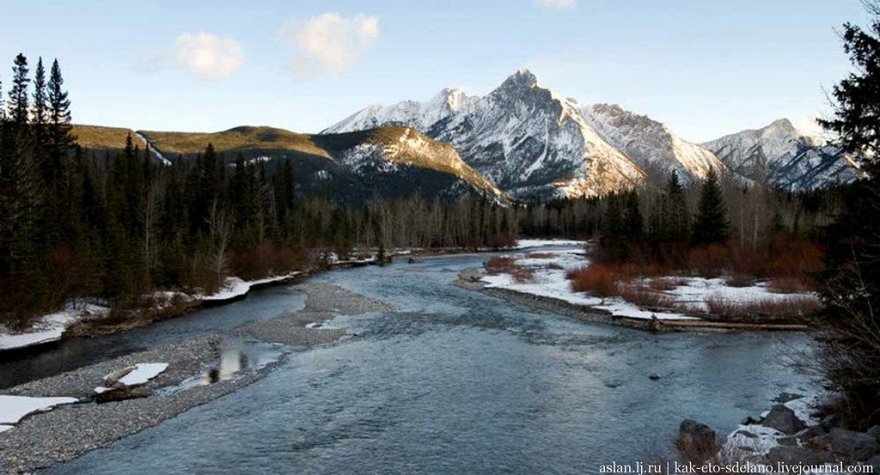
0, 395, 78, 425
0, 303, 108, 351
480, 247, 814, 322
515, 239, 586, 249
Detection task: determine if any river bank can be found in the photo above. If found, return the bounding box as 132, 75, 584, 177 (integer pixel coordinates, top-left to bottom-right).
0, 283, 395, 474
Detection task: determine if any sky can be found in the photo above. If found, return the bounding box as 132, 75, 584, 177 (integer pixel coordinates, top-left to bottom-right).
0, 0, 871, 142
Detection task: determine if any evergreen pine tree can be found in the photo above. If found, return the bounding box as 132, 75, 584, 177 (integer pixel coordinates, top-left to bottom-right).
816, 1, 880, 425
8, 53, 29, 127
692, 169, 729, 246
32, 57, 47, 148
665, 172, 690, 243
47, 59, 74, 169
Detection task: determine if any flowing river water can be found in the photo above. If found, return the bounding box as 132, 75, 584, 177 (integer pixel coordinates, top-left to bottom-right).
3, 248, 815, 474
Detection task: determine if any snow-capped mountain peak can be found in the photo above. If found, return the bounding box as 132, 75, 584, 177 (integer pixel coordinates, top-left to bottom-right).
325, 70, 858, 198
702, 118, 859, 190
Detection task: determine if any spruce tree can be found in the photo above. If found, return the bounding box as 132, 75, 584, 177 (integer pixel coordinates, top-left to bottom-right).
0, 76, 5, 120
665, 172, 690, 243
692, 169, 728, 246
47, 58, 74, 167
816, 0, 880, 425
8, 53, 29, 127
32, 58, 47, 140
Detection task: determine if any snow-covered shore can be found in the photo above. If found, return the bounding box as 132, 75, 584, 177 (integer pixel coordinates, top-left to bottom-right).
479, 246, 817, 325
0, 304, 109, 352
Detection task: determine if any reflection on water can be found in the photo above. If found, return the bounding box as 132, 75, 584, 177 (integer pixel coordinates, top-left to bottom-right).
49, 251, 817, 475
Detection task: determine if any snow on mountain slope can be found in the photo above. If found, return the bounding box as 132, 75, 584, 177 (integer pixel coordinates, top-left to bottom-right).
327, 70, 646, 199
581, 103, 728, 183
702, 119, 860, 190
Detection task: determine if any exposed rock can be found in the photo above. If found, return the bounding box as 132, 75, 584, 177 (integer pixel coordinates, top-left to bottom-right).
866, 454, 880, 471
819, 414, 839, 431
767, 446, 833, 465
794, 424, 827, 441
741, 416, 759, 425
762, 404, 806, 435
824, 428, 878, 460
866, 425, 880, 443
101, 366, 135, 388
93, 387, 149, 404
677, 419, 718, 463
649, 373, 660, 380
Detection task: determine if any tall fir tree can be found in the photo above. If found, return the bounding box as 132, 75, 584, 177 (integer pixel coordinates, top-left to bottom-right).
8, 53, 29, 127
816, 0, 880, 426
32, 57, 47, 145
665, 172, 690, 243
692, 169, 729, 246
47, 58, 73, 172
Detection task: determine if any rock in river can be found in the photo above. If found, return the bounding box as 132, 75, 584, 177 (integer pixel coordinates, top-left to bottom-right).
762, 404, 806, 435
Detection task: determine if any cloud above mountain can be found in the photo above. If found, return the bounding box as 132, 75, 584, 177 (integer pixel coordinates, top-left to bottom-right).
534, 0, 577, 8
173, 33, 245, 80
279, 13, 380, 80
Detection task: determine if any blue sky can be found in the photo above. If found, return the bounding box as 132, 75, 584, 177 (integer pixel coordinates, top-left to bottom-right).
0, 0, 869, 142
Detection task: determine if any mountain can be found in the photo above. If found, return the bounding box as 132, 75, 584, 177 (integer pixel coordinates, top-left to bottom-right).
580, 103, 727, 183
325, 69, 735, 199
76, 124, 506, 203
702, 119, 862, 191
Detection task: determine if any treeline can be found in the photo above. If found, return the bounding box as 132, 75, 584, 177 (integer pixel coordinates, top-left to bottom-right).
519, 169, 841, 281
0, 52, 518, 324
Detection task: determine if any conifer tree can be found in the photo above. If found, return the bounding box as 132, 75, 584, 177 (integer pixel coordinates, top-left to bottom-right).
32, 58, 47, 142
8, 53, 29, 127
692, 169, 729, 246
665, 172, 690, 243
0, 76, 5, 120
816, 0, 880, 425
47, 59, 73, 167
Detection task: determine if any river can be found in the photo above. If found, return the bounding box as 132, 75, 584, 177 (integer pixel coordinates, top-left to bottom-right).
7, 248, 814, 474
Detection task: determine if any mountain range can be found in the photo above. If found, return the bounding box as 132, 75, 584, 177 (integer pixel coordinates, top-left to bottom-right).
75, 69, 861, 202
326, 69, 861, 199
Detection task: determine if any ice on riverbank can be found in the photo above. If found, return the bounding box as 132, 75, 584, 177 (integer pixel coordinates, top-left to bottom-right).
0, 303, 108, 351
0, 395, 77, 426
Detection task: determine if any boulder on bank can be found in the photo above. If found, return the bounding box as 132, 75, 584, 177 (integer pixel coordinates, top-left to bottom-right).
767, 446, 833, 465
762, 405, 806, 435
821, 428, 878, 460
677, 419, 719, 463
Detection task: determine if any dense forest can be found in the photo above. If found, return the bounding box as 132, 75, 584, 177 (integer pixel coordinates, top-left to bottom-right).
0, 53, 520, 324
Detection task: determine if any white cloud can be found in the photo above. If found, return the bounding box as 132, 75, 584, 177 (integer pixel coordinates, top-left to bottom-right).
534, 0, 577, 8
279, 13, 380, 79
174, 33, 244, 79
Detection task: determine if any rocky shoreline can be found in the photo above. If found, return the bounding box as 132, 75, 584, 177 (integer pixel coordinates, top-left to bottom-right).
677, 395, 880, 471
0, 283, 395, 474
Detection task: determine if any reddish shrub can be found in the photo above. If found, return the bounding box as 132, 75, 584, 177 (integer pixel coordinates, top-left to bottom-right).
767, 277, 814, 294
687, 245, 729, 277
526, 252, 556, 259
511, 267, 535, 283
569, 265, 620, 298
647, 277, 685, 291
485, 256, 516, 275
724, 273, 756, 288
705, 296, 823, 322
618, 284, 675, 309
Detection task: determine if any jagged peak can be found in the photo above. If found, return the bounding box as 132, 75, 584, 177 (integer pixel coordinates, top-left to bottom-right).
499, 68, 539, 90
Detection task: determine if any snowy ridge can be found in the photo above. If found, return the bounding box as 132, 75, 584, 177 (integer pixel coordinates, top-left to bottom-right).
326, 70, 860, 197
581, 103, 728, 183
702, 119, 860, 190
327, 69, 647, 199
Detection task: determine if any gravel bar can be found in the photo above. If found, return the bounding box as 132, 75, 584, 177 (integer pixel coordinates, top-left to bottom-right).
0, 283, 396, 474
